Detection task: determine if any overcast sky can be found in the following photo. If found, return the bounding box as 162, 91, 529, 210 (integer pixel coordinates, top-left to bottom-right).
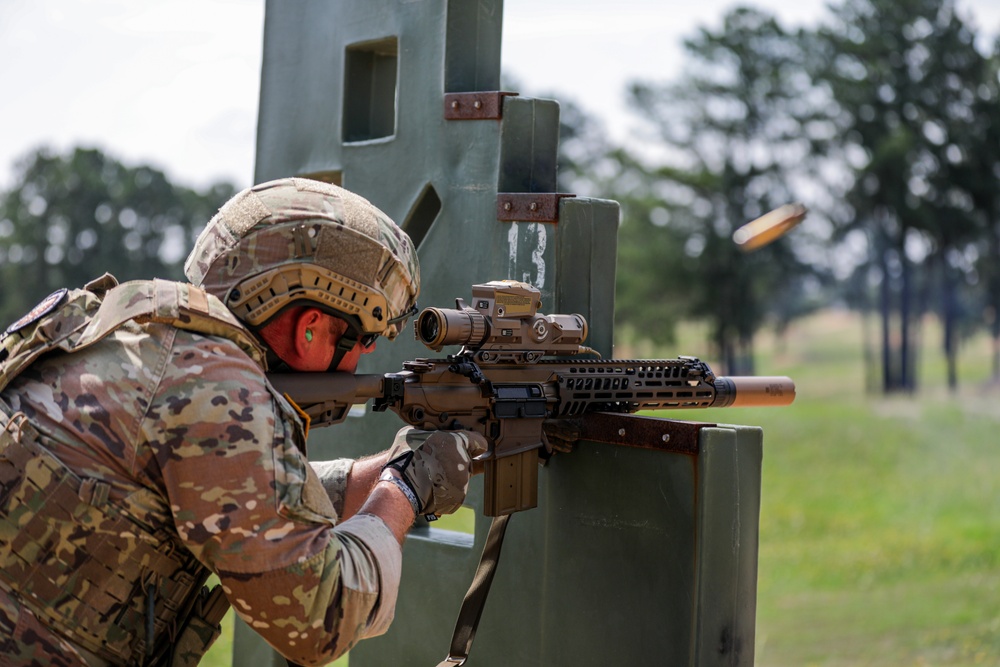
1, 0, 998, 192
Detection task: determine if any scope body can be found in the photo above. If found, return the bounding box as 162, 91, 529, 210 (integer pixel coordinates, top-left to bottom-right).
416, 280, 587, 361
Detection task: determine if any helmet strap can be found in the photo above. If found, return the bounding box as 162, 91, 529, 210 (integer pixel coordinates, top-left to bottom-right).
327, 329, 360, 372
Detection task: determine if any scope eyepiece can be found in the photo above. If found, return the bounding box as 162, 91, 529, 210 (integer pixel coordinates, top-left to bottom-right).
417, 310, 441, 345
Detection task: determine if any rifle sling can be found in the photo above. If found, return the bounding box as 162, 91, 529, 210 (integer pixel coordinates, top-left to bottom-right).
437, 513, 512, 667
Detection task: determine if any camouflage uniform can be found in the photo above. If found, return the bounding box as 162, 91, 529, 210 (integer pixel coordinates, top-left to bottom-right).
0, 179, 480, 666
0, 281, 410, 667
0, 279, 400, 666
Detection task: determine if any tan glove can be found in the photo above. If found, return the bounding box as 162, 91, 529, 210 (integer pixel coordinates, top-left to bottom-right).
540, 419, 582, 463
383, 427, 489, 517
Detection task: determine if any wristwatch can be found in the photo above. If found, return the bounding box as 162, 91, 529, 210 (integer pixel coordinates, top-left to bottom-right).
378, 468, 421, 516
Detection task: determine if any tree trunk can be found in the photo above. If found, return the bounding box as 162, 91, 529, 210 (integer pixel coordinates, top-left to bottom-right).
943, 262, 959, 392
991, 223, 1000, 385
992, 334, 1000, 385
900, 240, 915, 393
862, 301, 878, 394
879, 250, 895, 393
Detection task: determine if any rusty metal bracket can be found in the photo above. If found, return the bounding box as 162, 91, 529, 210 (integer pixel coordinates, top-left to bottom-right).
444, 91, 518, 120
578, 413, 715, 455
496, 193, 576, 223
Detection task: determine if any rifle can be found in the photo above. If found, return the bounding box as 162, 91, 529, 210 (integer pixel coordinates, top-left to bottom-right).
268, 279, 795, 517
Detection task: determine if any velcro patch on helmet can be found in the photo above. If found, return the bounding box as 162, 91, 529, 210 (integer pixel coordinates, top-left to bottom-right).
293, 177, 342, 197
219, 189, 271, 236
316, 226, 383, 286
337, 192, 381, 239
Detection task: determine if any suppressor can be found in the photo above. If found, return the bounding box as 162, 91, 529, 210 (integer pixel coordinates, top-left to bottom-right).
711, 376, 796, 408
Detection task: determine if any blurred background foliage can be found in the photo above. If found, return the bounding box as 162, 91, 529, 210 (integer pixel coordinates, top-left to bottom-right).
555, 0, 1000, 393
0, 147, 235, 326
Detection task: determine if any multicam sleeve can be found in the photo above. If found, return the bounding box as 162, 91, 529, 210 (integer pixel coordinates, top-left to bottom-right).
140, 333, 401, 663
309, 458, 355, 518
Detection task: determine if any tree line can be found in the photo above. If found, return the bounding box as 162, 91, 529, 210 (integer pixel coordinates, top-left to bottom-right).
559, 0, 1000, 391
2, 0, 998, 394
0, 148, 235, 328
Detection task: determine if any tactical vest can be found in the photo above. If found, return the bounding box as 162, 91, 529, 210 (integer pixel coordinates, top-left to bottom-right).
0, 274, 268, 666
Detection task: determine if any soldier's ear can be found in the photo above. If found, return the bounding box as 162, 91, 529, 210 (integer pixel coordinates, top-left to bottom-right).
291, 308, 319, 351
259, 305, 315, 370
291, 308, 337, 370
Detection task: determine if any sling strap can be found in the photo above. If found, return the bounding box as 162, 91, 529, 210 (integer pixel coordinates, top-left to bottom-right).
436, 514, 512, 667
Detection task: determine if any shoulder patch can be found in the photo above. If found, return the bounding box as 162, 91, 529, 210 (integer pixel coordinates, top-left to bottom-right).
5, 288, 69, 336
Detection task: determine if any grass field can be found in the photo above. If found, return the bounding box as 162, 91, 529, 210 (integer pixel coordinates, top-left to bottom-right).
671, 309, 1000, 666
203, 308, 1000, 666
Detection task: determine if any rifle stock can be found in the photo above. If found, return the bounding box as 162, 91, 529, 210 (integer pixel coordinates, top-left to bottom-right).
268, 280, 795, 516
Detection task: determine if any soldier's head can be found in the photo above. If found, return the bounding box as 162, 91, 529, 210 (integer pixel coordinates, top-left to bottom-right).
184, 177, 419, 372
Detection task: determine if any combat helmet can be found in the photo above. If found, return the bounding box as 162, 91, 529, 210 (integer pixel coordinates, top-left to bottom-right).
184, 177, 420, 364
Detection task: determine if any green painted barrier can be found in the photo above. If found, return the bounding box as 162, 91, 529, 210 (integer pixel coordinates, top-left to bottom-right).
238, 2, 763, 665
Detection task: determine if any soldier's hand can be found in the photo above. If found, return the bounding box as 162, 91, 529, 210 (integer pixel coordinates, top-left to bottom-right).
383, 427, 488, 517
540, 418, 581, 463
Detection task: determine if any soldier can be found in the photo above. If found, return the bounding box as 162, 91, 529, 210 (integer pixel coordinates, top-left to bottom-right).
0, 177, 487, 666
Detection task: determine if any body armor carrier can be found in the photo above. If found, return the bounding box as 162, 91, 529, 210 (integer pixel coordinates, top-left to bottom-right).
0, 275, 267, 665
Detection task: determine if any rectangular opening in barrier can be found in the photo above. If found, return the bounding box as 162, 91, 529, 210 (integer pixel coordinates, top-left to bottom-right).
432, 505, 474, 534
403, 183, 442, 249
409, 505, 475, 548
343, 37, 398, 143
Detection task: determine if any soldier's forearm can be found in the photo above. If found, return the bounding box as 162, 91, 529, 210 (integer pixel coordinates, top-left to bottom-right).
341, 451, 393, 519
356, 482, 415, 545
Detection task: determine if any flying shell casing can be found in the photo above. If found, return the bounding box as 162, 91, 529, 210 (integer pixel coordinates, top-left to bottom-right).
732, 203, 807, 251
